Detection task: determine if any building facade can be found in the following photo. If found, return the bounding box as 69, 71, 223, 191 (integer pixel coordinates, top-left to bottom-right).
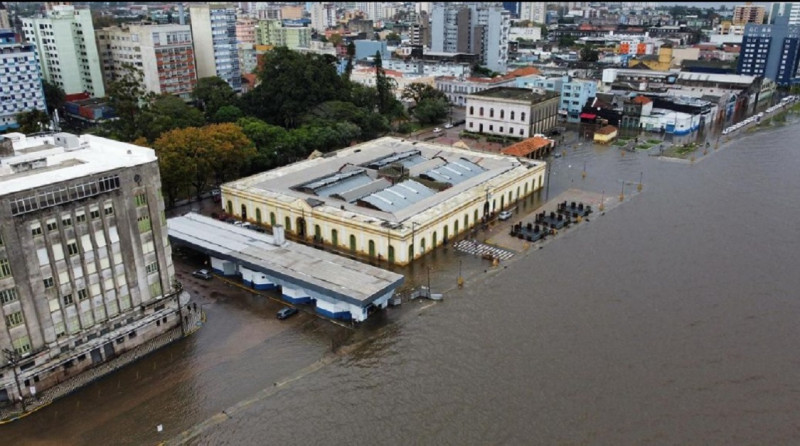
20, 5, 105, 97
96, 24, 197, 101
769, 3, 800, 25
466, 87, 560, 138
737, 11, 800, 86
221, 137, 546, 266
436, 75, 517, 106
430, 2, 510, 73
733, 4, 765, 25
0, 30, 47, 132
560, 77, 597, 123
190, 3, 241, 92
310, 2, 336, 33
0, 132, 187, 406
254, 20, 311, 49
520, 2, 546, 24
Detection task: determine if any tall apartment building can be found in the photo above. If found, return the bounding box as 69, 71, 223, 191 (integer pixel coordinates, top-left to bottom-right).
431, 2, 510, 73
737, 9, 800, 85
190, 3, 241, 92
20, 5, 105, 97
0, 3, 10, 30
96, 24, 197, 101
769, 2, 800, 25
355, 2, 384, 21
733, 3, 766, 25
255, 20, 311, 49
311, 2, 336, 33
235, 17, 256, 44
0, 30, 47, 132
0, 132, 187, 406
520, 2, 546, 24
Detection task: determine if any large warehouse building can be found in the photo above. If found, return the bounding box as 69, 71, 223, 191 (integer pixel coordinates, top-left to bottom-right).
221, 137, 547, 266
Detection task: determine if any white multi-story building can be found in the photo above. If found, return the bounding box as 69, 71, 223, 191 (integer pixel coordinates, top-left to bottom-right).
0, 30, 47, 132
431, 2, 510, 73
769, 2, 800, 25
355, 2, 384, 21
0, 131, 189, 407
520, 2, 546, 24
96, 24, 197, 101
21, 5, 105, 97
190, 3, 241, 92
465, 87, 560, 138
311, 3, 336, 33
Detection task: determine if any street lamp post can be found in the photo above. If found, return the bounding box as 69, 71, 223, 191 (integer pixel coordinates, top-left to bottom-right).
545, 161, 552, 202
3, 348, 25, 412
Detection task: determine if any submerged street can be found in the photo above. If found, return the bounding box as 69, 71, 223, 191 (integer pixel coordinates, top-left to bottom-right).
5, 118, 800, 444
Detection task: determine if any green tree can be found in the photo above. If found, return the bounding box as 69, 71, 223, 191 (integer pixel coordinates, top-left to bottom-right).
385, 32, 401, 44
212, 105, 244, 123
329, 33, 343, 47
344, 41, 356, 80
16, 109, 50, 134
401, 82, 448, 106
42, 80, 65, 115
137, 94, 205, 142
374, 51, 396, 116
580, 44, 599, 62
558, 35, 576, 48
192, 76, 237, 119
412, 98, 449, 125
104, 64, 154, 141
243, 47, 347, 127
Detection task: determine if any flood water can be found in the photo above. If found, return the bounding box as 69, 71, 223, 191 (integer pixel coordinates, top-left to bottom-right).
5, 121, 800, 445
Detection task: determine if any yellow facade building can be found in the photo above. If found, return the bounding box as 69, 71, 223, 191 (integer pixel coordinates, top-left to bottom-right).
221, 137, 546, 265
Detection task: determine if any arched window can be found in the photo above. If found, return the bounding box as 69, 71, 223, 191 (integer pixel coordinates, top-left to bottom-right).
443, 225, 449, 242
470, 106, 474, 115
500, 110, 504, 119
270, 212, 276, 226
226, 200, 233, 214
464, 214, 468, 230
480, 107, 484, 116
521, 112, 526, 121
454, 220, 459, 234
314, 224, 321, 241
255, 208, 262, 224
408, 244, 414, 261
368, 240, 376, 257
331, 229, 338, 246
241, 204, 248, 220
510, 111, 515, 120
284, 216, 291, 231
420, 237, 426, 253
388, 245, 395, 264
349, 234, 356, 251
433, 231, 438, 247
489, 108, 494, 118
474, 209, 478, 224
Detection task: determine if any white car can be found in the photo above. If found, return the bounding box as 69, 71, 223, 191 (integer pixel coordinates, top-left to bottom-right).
433, 127, 443, 133
498, 210, 513, 221
444, 123, 453, 129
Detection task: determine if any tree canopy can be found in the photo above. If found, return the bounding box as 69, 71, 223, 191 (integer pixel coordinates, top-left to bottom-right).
242, 47, 347, 128
192, 76, 237, 120
401, 82, 448, 106
580, 44, 599, 62
153, 123, 255, 205
42, 81, 65, 115
16, 109, 50, 134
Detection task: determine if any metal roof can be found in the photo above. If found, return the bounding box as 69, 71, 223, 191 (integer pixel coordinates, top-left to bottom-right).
314, 170, 373, 198
333, 178, 392, 203
299, 168, 367, 194
362, 149, 423, 169
167, 213, 404, 306
421, 158, 486, 185
360, 179, 435, 213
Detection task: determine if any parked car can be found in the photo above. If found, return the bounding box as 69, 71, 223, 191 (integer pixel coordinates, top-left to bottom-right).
444, 123, 453, 129
277, 307, 299, 320
192, 269, 213, 280
433, 127, 443, 133
211, 188, 221, 203
498, 210, 513, 221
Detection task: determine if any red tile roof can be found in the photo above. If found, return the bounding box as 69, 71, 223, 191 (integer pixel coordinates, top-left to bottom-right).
595, 125, 618, 135
632, 95, 652, 104
502, 136, 553, 157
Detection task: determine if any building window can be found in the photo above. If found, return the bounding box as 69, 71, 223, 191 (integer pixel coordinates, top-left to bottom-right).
62, 216, 72, 227
12, 336, 31, 355
500, 110, 504, 119
521, 112, 526, 121
511, 111, 515, 120
149, 281, 163, 298
134, 193, 147, 207
479, 107, 484, 116
0, 288, 18, 305
90, 208, 100, 219
43, 277, 54, 288
138, 215, 151, 232
469, 106, 474, 115
6, 311, 24, 327
46, 219, 58, 232
0, 258, 11, 278
63, 293, 74, 305
67, 241, 79, 256
146, 262, 159, 274
489, 108, 494, 118
78, 289, 88, 300
76, 212, 86, 223
104, 204, 114, 215
31, 224, 42, 237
